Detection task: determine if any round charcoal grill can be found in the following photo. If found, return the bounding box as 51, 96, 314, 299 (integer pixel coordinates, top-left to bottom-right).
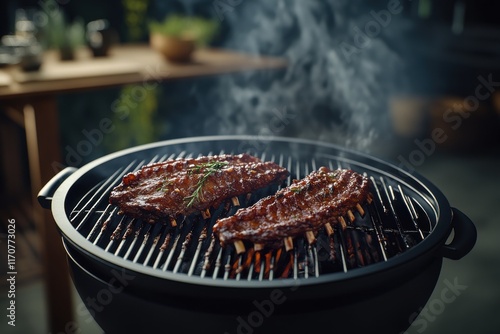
39, 136, 476, 334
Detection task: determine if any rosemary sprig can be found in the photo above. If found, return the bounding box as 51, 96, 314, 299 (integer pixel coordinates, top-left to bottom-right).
184, 161, 229, 208
157, 180, 173, 193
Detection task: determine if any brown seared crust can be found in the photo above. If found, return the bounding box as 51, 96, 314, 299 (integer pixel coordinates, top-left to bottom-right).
109, 154, 289, 222
213, 167, 370, 247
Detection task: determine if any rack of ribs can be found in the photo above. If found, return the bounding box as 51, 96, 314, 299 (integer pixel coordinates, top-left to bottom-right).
109, 154, 289, 223
213, 167, 371, 251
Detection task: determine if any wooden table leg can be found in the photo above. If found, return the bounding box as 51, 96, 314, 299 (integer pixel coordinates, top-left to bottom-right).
22, 96, 75, 333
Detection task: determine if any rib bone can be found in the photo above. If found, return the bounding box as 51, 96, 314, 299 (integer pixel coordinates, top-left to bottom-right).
234, 240, 246, 254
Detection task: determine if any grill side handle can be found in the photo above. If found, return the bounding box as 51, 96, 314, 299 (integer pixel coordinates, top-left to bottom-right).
441, 208, 477, 260
38, 167, 78, 209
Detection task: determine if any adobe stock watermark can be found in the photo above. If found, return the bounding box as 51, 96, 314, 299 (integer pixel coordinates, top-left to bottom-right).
51, 65, 165, 173
401, 277, 468, 334
49, 268, 136, 334
212, 0, 245, 22
397, 73, 500, 173
224, 280, 301, 334
237, 105, 296, 154
338, 0, 406, 63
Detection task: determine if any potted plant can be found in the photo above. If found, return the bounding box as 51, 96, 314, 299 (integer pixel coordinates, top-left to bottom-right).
148, 15, 218, 62
42, 7, 85, 61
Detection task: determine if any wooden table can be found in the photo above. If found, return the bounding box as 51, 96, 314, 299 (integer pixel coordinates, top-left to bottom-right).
0, 44, 286, 333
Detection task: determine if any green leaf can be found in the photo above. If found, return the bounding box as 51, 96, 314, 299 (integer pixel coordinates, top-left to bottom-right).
184, 161, 229, 208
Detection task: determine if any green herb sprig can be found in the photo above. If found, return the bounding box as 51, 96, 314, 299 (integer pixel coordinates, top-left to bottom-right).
184, 161, 229, 208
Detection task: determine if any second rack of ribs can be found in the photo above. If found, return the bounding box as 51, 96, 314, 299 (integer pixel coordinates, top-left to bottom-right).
213, 167, 371, 248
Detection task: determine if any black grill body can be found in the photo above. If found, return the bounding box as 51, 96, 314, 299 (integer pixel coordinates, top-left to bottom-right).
39, 136, 476, 334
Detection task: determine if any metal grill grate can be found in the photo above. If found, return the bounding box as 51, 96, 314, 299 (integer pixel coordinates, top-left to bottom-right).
68, 151, 434, 281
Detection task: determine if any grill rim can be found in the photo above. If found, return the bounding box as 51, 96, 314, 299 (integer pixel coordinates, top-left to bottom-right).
50, 135, 454, 289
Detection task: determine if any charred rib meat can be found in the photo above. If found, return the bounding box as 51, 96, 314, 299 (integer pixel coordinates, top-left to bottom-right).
109, 154, 289, 222
213, 167, 370, 248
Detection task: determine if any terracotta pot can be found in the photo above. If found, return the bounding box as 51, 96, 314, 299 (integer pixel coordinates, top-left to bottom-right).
149, 33, 195, 62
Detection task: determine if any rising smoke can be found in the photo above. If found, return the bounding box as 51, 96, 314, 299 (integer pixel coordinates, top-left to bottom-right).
200, 0, 412, 153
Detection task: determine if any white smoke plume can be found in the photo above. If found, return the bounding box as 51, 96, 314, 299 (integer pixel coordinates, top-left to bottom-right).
201, 0, 412, 153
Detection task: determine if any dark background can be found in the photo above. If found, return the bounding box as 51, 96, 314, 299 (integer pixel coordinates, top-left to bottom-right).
2, 0, 500, 163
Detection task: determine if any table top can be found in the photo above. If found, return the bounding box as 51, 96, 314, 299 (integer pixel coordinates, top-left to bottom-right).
0, 44, 287, 100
